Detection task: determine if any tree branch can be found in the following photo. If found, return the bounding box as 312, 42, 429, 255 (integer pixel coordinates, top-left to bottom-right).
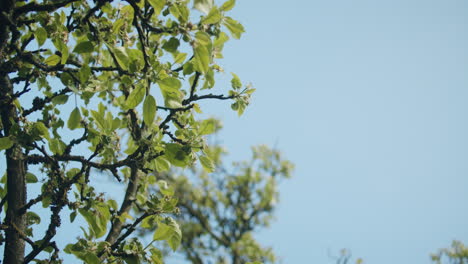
104, 165, 140, 246
14, 0, 79, 16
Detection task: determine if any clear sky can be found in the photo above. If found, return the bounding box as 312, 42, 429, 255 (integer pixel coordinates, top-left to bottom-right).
205, 0, 468, 263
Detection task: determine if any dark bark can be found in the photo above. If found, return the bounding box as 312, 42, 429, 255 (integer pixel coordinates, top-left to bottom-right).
0, 0, 15, 60
1, 76, 27, 263
105, 165, 140, 244
1, 1, 26, 263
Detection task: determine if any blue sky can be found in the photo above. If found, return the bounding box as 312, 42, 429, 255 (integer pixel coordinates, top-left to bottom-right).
206, 0, 468, 263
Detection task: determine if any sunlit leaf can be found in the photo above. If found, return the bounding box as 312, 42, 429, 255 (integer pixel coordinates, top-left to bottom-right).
194, 45, 210, 74
67, 107, 81, 130
33, 122, 50, 140
202, 7, 221, 24
154, 156, 171, 172
126, 85, 146, 109
143, 95, 157, 125
148, 0, 166, 16
44, 55, 61, 66
220, 0, 236, 11
223, 16, 245, 39
0, 137, 13, 150
199, 155, 215, 172
193, 0, 213, 14
153, 217, 181, 251
35, 28, 47, 46
158, 77, 182, 91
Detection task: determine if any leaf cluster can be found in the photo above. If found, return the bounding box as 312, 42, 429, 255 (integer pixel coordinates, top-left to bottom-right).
0, 0, 261, 263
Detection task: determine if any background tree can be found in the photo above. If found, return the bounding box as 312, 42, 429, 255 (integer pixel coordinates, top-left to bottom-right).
0, 0, 263, 263
431, 241, 468, 264
148, 144, 293, 264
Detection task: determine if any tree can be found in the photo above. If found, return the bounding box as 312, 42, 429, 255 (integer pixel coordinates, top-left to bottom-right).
329, 249, 363, 264
150, 144, 292, 264
0, 0, 271, 263
431, 241, 468, 264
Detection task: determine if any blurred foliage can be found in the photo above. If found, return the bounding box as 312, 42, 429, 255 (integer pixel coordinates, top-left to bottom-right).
142, 144, 293, 264
431, 241, 468, 264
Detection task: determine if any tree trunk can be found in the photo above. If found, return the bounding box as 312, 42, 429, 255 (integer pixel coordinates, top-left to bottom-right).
0, 1, 26, 262
3, 147, 27, 264
1, 76, 27, 264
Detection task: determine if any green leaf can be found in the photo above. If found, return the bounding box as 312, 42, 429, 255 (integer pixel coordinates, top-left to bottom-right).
126, 85, 146, 109
183, 61, 194, 75
193, 0, 213, 14
220, 0, 236, 11
91, 109, 106, 131
150, 248, 163, 264
26, 172, 38, 183
26, 211, 41, 225
214, 31, 229, 49
170, 4, 189, 23
174, 52, 187, 64
164, 143, 189, 167
153, 218, 181, 251
60, 43, 69, 64
223, 16, 245, 39
33, 122, 50, 140
195, 31, 212, 46
202, 7, 221, 24
164, 97, 182, 108
158, 77, 182, 92
231, 72, 242, 89
0, 137, 13, 150
157, 180, 174, 196
79, 205, 109, 239
44, 54, 61, 66
199, 155, 215, 172
123, 255, 141, 264
154, 156, 171, 172
153, 222, 171, 240
70, 211, 77, 223
49, 138, 66, 155
143, 95, 157, 125
148, 0, 166, 16
199, 118, 219, 135
193, 103, 202, 113
112, 46, 129, 70
162, 37, 180, 53
82, 252, 100, 264
203, 68, 215, 89
112, 18, 125, 33
245, 88, 256, 94
166, 218, 182, 251
42, 196, 51, 208
78, 64, 91, 84
232, 100, 246, 116
108, 199, 118, 210
67, 107, 81, 130
52, 94, 69, 105
35, 28, 47, 46
194, 45, 210, 74
73, 41, 94, 53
